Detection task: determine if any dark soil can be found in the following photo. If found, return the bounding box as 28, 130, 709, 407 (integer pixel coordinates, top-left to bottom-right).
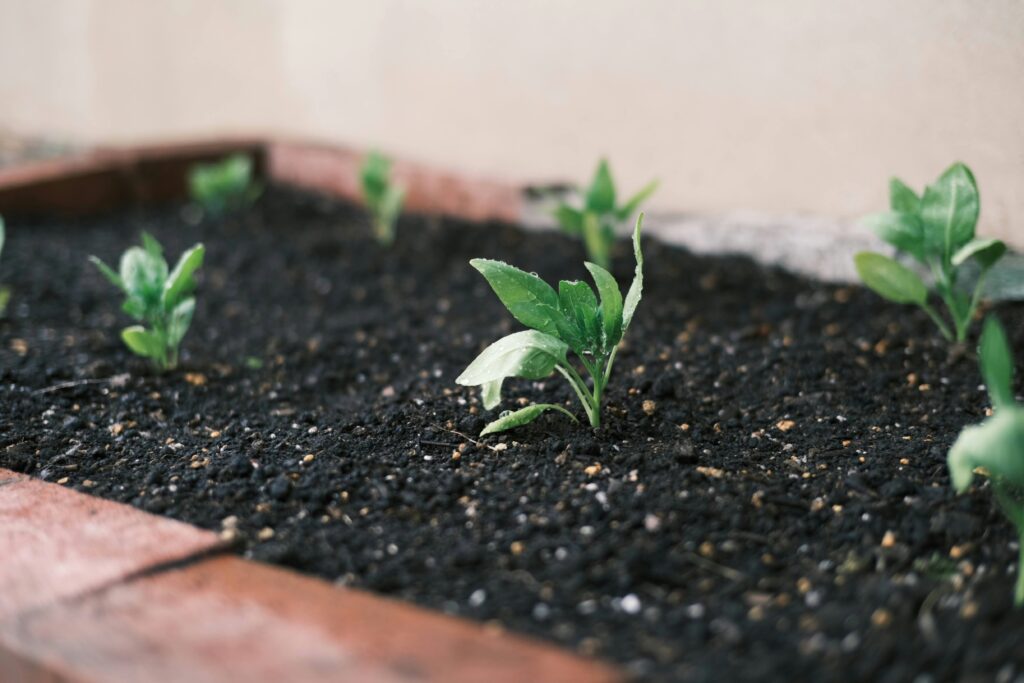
2, 187, 1023, 682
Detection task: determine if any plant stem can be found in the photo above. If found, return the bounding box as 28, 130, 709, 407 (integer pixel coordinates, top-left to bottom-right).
920, 301, 954, 342
556, 364, 597, 427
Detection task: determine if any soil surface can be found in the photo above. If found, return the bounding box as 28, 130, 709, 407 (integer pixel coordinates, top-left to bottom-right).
2, 187, 1023, 682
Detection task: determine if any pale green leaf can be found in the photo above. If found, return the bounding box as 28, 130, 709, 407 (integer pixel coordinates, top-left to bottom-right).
456, 330, 568, 408
581, 211, 613, 270
863, 212, 925, 261
854, 252, 928, 305
553, 205, 583, 236
119, 246, 167, 302
920, 162, 979, 260
584, 261, 624, 350
980, 316, 1015, 408
162, 243, 204, 308
951, 237, 1006, 271
167, 297, 195, 347
89, 256, 124, 290
889, 177, 920, 214
585, 159, 616, 214
121, 325, 166, 360
470, 259, 565, 337
622, 214, 645, 332
480, 403, 579, 436
616, 179, 659, 220
948, 407, 1024, 492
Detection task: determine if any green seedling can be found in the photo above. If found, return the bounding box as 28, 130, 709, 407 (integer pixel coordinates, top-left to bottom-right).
0, 216, 9, 315
188, 154, 260, 215
553, 159, 657, 269
360, 151, 406, 246
90, 233, 204, 371
854, 162, 1006, 342
457, 215, 645, 435
947, 316, 1024, 605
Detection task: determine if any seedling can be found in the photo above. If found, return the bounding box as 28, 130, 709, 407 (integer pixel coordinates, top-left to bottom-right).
188, 154, 260, 214
0, 216, 9, 316
854, 163, 1006, 342
947, 317, 1024, 604
90, 233, 205, 371
360, 151, 406, 246
457, 215, 645, 435
553, 159, 657, 269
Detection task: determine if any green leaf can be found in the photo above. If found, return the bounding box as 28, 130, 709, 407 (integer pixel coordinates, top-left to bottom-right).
456, 330, 569, 409
622, 214, 645, 332
948, 407, 1024, 492
553, 205, 584, 236
480, 403, 579, 436
0, 286, 9, 316
581, 211, 612, 270
951, 237, 1006, 271
119, 246, 167, 302
470, 259, 565, 337
853, 252, 928, 305
361, 151, 391, 204
584, 261, 624, 349
585, 159, 616, 214
141, 232, 163, 259
980, 316, 1015, 408
920, 162, 979, 260
162, 243, 204, 308
889, 177, 920, 214
121, 325, 166, 361
863, 212, 925, 262
616, 179, 659, 221
557, 279, 600, 352
89, 256, 124, 290
167, 297, 195, 346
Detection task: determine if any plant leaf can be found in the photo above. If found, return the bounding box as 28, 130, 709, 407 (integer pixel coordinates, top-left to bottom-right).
121, 325, 165, 361
854, 252, 928, 305
622, 214, 645, 332
585, 159, 616, 214
584, 261, 624, 350
863, 212, 925, 261
119, 246, 167, 303
162, 243, 205, 308
948, 407, 1024, 492
167, 297, 195, 347
582, 211, 612, 270
616, 179, 659, 220
889, 177, 920, 214
553, 205, 583, 236
951, 237, 1006, 271
980, 316, 1015, 408
557, 279, 600, 353
89, 255, 124, 290
0, 286, 9, 316
480, 403, 579, 436
920, 162, 979, 261
456, 330, 569, 409
470, 259, 565, 337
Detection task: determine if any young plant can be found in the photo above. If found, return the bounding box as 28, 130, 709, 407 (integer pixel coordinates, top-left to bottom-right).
456, 215, 645, 435
0, 216, 9, 316
948, 316, 1024, 605
854, 162, 1006, 342
553, 159, 657, 269
90, 233, 205, 371
360, 151, 406, 246
188, 153, 259, 215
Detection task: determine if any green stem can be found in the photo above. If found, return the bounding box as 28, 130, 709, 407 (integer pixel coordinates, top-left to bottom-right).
920, 301, 954, 342
556, 364, 597, 427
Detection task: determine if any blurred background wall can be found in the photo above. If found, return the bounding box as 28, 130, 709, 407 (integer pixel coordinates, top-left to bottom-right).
0, 0, 1021, 245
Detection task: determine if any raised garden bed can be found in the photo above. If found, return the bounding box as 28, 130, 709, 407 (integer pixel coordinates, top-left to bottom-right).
2, 146, 1023, 681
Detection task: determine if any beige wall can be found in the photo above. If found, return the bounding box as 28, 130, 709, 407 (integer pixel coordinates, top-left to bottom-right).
1, 0, 1022, 245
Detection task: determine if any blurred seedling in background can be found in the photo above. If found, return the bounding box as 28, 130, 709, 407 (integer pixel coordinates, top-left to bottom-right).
90, 233, 204, 372
188, 154, 261, 215
553, 159, 657, 270
855, 162, 1006, 342
360, 151, 406, 247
